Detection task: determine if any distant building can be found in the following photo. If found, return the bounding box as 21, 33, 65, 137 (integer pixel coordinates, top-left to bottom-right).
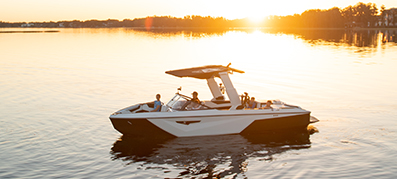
21, 23, 34, 27
382, 8, 397, 27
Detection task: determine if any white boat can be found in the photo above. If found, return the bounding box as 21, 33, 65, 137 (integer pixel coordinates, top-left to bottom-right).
110, 64, 317, 137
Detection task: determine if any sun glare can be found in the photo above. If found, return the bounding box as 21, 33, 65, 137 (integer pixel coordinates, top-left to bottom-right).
248, 16, 265, 24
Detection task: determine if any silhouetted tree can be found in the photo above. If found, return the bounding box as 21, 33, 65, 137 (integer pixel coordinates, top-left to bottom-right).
341, 2, 378, 27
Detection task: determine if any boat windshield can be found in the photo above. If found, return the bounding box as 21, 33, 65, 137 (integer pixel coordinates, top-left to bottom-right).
166, 93, 191, 110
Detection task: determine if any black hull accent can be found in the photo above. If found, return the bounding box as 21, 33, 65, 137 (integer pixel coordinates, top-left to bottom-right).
110, 118, 176, 138
240, 113, 310, 135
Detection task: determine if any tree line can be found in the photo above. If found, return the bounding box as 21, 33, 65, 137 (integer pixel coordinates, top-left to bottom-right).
0, 16, 236, 28
267, 2, 388, 28
0, 2, 395, 29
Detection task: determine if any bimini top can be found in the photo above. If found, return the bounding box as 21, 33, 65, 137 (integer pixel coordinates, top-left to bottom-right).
165, 65, 245, 79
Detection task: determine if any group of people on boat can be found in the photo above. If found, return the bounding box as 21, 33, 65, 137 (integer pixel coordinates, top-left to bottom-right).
150, 91, 202, 112
150, 91, 273, 112
248, 97, 273, 109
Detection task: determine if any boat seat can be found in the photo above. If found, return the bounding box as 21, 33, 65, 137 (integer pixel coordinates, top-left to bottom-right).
210, 100, 231, 104
203, 101, 232, 109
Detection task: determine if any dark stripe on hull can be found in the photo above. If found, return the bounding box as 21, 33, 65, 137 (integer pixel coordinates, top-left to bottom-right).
240, 113, 310, 135
110, 118, 176, 138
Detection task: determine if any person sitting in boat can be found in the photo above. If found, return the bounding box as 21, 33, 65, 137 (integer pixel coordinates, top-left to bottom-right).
186, 91, 202, 110
261, 100, 273, 109
150, 94, 162, 112
248, 97, 256, 108
191, 91, 200, 103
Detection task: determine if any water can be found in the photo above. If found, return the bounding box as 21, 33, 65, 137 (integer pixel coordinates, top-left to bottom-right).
1, 28, 397, 178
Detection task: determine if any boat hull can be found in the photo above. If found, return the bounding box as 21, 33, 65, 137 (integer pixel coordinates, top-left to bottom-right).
240, 113, 310, 134
110, 118, 175, 138
110, 111, 310, 137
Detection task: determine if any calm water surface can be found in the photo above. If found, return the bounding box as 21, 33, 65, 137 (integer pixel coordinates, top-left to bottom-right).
1, 28, 397, 178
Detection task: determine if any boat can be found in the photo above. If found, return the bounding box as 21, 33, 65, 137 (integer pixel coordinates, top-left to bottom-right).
109, 64, 317, 137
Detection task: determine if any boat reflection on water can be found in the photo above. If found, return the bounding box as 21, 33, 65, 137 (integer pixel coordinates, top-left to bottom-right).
110, 127, 317, 178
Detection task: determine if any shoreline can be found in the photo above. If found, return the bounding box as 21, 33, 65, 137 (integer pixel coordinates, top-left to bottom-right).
1, 27, 397, 31
0, 30, 60, 33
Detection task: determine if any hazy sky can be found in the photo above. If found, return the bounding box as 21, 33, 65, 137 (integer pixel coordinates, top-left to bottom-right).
2, 0, 396, 22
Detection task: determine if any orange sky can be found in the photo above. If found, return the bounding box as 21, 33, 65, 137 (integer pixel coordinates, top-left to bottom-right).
1, 0, 396, 22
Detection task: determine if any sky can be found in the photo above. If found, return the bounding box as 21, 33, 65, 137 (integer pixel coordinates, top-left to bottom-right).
1, 0, 397, 22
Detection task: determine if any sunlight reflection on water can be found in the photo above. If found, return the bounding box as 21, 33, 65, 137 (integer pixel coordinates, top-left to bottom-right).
0, 28, 396, 178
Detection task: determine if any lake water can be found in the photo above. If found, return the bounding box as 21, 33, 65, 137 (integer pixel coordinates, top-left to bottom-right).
1, 28, 397, 178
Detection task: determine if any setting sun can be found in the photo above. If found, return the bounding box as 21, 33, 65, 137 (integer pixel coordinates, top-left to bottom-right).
248, 16, 265, 24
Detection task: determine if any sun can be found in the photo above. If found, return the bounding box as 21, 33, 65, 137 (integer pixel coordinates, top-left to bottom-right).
248, 16, 265, 25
